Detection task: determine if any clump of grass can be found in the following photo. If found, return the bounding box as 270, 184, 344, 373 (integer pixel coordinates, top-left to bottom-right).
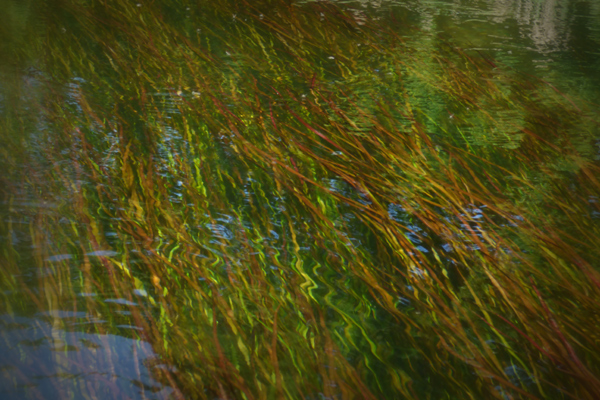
1, 0, 600, 399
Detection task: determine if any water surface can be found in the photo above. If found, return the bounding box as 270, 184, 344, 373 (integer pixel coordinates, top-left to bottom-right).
1, 0, 600, 399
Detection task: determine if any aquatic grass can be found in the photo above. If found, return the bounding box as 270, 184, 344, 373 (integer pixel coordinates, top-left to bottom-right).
1, 0, 600, 399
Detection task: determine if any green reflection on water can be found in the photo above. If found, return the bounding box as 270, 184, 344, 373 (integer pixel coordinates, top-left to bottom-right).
1, 0, 600, 399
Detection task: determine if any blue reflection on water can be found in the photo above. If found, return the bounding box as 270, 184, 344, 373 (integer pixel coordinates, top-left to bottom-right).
0, 314, 173, 400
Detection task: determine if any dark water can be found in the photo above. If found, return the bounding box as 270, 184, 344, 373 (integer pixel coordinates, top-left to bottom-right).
1, 0, 600, 399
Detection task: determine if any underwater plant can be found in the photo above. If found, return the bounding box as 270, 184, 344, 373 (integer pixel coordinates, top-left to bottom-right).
1, 0, 600, 398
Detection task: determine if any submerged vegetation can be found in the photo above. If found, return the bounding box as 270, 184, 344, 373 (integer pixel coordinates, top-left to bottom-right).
1, 0, 600, 398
